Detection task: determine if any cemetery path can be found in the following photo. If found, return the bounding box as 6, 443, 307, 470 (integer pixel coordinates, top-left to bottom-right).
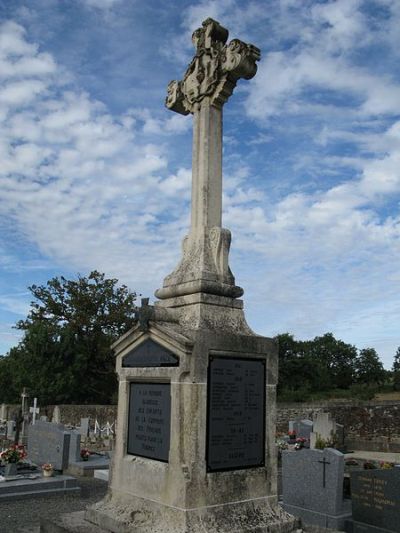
0, 476, 108, 533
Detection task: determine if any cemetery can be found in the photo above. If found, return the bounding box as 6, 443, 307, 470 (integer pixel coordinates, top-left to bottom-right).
0, 13, 399, 533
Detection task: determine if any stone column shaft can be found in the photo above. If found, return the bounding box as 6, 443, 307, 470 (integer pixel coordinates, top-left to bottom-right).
191, 101, 222, 232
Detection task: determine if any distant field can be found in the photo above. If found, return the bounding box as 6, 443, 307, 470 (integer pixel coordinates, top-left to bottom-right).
374, 391, 400, 401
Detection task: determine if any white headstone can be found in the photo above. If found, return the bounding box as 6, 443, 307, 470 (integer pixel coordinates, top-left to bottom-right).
0, 403, 7, 421
29, 397, 40, 425
310, 412, 338, 449
52, 405, 61, 424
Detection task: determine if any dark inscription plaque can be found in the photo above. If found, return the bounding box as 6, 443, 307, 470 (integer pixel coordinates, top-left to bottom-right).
122, 339, 179, 367
127, 382, 171, 462
351, 469, 400, 533
206, 356, 265, 472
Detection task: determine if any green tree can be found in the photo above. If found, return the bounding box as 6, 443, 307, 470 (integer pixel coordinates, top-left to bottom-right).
306, 333, 357, 390
0, 271, 137, 404
392, 347, 400, 391
355, 348, 386, 386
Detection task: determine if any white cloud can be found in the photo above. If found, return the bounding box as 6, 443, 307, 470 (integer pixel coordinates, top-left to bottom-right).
80, 0, 123, 9
0, 4, 399, 368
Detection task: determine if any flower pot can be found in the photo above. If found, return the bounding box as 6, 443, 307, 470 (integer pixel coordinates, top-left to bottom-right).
43, 469, 53, 477
4, 463, 17, 476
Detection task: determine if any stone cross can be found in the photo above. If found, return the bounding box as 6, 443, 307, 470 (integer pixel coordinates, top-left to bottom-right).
318, 456, 331, 488
156, 18, 260, 301
29, 397, 40, 425
18, 387, 29, 444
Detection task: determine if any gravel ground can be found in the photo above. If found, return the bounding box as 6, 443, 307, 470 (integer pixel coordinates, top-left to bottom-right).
0, 476, 108, 533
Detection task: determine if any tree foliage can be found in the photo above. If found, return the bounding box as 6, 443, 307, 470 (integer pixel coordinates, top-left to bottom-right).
355, 348, 386, 385
0, 271, 136, 404
276, 332, 386, 400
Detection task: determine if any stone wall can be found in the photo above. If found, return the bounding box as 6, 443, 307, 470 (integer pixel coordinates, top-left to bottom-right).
3, 400, 400, 452
277, 400, 400, 452
1, 404, 117, 427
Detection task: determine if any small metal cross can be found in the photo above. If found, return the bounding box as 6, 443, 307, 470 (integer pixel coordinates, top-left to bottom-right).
318, 456, 331, 488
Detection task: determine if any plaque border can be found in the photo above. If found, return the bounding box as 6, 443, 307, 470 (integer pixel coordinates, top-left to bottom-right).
126, 381, 171, 463
206, 355, 266, 473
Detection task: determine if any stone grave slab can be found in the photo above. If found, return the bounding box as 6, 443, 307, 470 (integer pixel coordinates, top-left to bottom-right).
0, 474, 80, 501
27, 420, 71, 471
282, 448, 352, 529
67, 454, 110, 477
346, 468, 400, 533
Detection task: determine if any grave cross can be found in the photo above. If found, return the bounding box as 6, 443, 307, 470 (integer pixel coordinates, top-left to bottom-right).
318, 456, 331, 488
29, 397, 40, 425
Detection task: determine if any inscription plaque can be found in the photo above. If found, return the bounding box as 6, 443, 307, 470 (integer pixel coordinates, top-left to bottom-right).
127, 382, 171, 462
351, 469, 400, 533
122, 339, 179, 367
206, 356, 265, 472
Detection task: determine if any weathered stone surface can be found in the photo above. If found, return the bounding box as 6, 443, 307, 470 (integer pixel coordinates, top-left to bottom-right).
27, 420, 71, 470
156, 18, 259, 302
81, 320, 295, 533
40, 18, 296, 533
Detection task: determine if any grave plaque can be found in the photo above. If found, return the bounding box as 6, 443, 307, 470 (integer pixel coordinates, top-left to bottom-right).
206, 356, 265, 472
127, 382, 171, 462
350, 469, 400, 533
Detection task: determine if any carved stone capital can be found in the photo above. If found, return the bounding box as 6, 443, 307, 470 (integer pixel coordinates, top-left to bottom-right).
155, 227, 243, 300
165, 18, 260, 115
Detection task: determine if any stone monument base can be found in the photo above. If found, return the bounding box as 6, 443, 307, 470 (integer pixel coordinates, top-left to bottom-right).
283, 502, 352, 530
41, 496, 299, 533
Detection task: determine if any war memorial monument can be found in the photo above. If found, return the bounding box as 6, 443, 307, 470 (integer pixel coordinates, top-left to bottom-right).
42, 18, 298, 533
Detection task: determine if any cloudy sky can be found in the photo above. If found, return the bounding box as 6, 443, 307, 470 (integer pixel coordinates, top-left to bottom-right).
0, 0, 399, 369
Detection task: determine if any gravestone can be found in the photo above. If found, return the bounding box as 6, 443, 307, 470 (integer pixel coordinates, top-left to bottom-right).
41, 17, 297, 533
79, 417, 90, 438
40, 415, 48, 422
282, 448, 352, 529
68, 430, 81, 464
347, 468, 400, 533
310, 412, 341, 449
0, 403, 7, 422
29, 397, 40, 425
6, 420, 15, 440
19, 387, 29, 445
27, 420, 71, 470
289, 418, 313, 443
52, 405, 61, 424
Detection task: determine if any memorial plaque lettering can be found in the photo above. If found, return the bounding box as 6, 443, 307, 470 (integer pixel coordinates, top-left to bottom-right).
351, 469, 400, 532
127, 382, 171, 462
207, 356, 265, 472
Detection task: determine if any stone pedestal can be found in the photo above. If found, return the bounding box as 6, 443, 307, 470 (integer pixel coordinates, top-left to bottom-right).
82, 298, 297, 532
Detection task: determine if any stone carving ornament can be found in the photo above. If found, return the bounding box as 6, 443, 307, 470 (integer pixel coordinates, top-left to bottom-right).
166, 18, 260, 114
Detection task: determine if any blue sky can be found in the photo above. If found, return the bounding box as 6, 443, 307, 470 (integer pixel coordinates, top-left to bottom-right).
0, 0, 399, 369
